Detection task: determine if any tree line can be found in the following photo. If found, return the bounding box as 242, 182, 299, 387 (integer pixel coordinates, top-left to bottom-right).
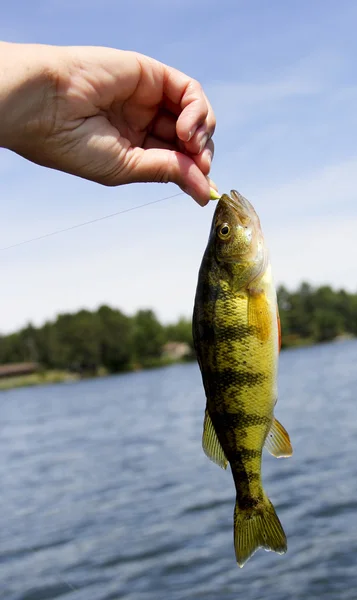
278, 283, 357, 347
0, 283, 356, 374
0, 307, 194, 374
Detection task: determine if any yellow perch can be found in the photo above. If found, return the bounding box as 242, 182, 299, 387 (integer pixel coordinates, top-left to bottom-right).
193, 189, 292, 567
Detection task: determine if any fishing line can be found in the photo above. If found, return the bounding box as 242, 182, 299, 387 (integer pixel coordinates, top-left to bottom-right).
0, 191, 184, 252
4, 189, 186, 593
5, 189, 184, 593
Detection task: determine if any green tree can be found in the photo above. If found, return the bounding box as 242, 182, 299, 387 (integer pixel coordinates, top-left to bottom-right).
165, 317, 194, 349
1, 283, 357, 371
19, 323, 39, 362
277, 285, 291, 342
0, 333, 24, 363
313, 308, 344, 342
287, 282, 315, 339
132, 309, 165, 363
98, 305, 134, 372
54, 310, 101, 373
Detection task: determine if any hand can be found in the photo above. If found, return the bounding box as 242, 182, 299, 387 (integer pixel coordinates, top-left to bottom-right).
0, 43, 215, 205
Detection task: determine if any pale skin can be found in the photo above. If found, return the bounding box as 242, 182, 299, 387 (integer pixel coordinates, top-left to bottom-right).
0, 42, 216, 206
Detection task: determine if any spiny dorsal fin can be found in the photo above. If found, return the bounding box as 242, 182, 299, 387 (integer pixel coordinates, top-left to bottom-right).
264, 417, 293, 458
202, 409, 228, 470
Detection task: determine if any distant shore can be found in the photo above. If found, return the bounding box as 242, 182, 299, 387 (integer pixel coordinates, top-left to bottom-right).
0, 370, 79, 391
1, 284, 357, 391
0, 357, 189, 391
1, 335, 355, 391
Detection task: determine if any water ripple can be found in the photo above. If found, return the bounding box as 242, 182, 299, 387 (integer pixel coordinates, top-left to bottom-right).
2, 342, 357, 599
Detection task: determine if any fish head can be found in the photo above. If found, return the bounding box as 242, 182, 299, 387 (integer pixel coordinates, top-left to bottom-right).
212, 190, 267, 283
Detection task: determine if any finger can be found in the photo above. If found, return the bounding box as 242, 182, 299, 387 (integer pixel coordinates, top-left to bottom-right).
162, 65, 212, 143
150, 110, 178, 143
207, 177, 219, 192
142, 135, 176, 151
161, 97, 182, 118
178, 89, 216, 150
183, 92, 216, 155
145, 133, 215, 176
120, 147, 211, 206
176, 87, 208, 143
190, 138, 215, 176
149, 136, 215, 178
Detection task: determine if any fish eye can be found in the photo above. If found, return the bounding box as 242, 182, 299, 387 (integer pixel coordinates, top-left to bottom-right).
218, 223, 231, 240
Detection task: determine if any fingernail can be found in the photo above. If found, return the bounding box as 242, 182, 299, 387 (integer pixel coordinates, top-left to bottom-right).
198, 133, 209, 154
202, 147, 212, 167
187, 125, 197, 142
206, 176, 218, 191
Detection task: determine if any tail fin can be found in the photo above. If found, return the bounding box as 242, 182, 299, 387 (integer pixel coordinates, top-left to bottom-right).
234, 496, 287, 568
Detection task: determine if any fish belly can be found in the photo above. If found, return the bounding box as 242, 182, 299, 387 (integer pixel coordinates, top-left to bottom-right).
207, 275, 278, 503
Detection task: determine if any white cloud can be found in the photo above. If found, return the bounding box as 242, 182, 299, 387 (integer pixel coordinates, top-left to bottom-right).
2, 157, 357, 335
269, 213, 357, 293
254, 157, 357, 224
207, 77, 318, 131
1, 28, 357, 334
205, 49, 340, 132
258, 159, 357, 292
0, 187, 215, 333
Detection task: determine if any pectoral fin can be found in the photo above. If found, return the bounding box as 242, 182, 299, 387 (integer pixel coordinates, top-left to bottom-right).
247, 291, 271, 342
264, 417, 293, 458
202, 409, 228, 469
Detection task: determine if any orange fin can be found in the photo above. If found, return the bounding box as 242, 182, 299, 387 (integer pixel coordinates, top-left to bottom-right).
264, 417, 293, 458
247, 291, 271, 342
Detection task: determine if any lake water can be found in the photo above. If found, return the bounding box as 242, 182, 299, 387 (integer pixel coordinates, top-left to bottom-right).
2, 339, 357, 600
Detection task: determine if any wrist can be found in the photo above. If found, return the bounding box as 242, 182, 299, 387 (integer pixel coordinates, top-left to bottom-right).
0, 41, 60, 152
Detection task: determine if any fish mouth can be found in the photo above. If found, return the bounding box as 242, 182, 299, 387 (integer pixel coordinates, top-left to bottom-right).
220, 190, 255, 225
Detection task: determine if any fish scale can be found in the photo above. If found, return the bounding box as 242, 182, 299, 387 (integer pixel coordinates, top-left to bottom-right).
193, 189, 293, 567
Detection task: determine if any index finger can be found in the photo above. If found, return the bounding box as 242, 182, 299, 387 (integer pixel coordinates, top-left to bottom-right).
163, 65, 216, 145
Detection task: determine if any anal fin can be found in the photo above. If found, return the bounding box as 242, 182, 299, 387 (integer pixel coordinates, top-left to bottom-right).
202, 409, 228, 470
264, 417, 293, 458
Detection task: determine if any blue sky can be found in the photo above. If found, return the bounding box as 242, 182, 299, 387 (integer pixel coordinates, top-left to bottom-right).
1, 0, 357, 333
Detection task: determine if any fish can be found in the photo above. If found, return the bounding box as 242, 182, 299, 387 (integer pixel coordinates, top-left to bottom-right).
192, 189, 293, 568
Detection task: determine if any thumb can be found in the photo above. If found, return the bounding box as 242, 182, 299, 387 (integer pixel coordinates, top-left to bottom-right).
119, 148, 211, 206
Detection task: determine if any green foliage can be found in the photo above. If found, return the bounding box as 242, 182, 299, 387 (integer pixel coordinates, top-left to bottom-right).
97, 305, 134, 372
277, 282, 356, 346
0, 306, 193, 375
0, 283, 356, 376
132, 310, 165, 363
165, 317, 194, 349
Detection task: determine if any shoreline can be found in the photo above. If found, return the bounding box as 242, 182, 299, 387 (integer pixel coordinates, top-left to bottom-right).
0, 370, 79, 391
0, 335, 355, 391
0, 357, 191, 391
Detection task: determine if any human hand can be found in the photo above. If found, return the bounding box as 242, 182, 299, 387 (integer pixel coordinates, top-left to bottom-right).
0, 43, 215, 205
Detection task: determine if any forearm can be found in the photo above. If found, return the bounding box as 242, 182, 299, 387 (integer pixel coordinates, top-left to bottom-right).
0, 41, 59, 153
